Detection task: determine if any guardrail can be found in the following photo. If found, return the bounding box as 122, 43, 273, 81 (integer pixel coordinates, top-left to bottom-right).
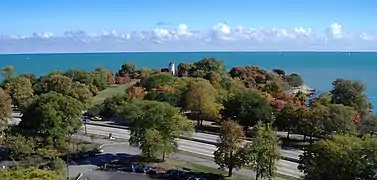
86, 122, 300, 163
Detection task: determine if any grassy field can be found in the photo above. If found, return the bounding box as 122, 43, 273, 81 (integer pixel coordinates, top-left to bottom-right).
91, 84, 128, 105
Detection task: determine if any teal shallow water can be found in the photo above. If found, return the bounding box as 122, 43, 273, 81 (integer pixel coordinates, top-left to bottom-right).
1, 52, 377, 110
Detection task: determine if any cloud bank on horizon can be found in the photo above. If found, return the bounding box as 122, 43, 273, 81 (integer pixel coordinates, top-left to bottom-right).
1, 22, 376, 53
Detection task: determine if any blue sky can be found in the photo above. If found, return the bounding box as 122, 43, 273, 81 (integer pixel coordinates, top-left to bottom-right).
1, 0, 377, 52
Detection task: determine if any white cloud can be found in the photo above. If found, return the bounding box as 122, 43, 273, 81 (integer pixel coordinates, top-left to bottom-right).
0, 22, 376, 53
326, 23, 343, 39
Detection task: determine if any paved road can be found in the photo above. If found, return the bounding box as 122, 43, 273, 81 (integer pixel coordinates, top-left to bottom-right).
71, 136, 288, 180
88, 121, 304, 161
10, 113, 304, 161
9, 112, 303, 178
85, 124, 303, 178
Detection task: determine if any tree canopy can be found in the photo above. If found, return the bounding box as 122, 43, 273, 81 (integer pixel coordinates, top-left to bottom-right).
117, 100, 193, 159
18, 92, 84, 148
223, 91, 273, 130
214, 120, 246, 177
299, 134, 377, 180
0, 87, 12, 124
3, 76, 34, 109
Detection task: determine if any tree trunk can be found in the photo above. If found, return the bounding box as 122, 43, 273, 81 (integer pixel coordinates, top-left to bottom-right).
162, 152, 165, 161
256, 171, 259, 180
228, 166, 233, 177
228, 152, 233, 177
287, 130, 290, 139
303, 135, 306, 142
197, 112, 200, 127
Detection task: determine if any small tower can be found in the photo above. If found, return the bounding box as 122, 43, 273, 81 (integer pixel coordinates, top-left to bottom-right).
169, 61, 175, 76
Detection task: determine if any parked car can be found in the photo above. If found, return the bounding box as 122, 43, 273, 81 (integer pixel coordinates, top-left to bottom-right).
122, 162, 139, 172
166, 170, 188, 179
134, 165, 154, 173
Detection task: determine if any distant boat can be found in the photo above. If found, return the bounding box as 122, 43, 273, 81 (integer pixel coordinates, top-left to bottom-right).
26, 57, 30, 60
348, 52, 351, 56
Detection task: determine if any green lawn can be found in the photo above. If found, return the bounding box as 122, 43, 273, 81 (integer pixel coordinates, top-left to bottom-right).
91, 84, 128, 105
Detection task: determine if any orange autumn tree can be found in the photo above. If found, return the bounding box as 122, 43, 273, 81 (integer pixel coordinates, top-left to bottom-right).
125, 85, 146, 100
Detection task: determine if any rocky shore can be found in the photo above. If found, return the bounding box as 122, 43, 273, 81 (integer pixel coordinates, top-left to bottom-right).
290, 84, 316, 95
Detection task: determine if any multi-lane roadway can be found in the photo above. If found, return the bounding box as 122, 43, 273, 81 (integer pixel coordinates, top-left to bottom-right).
9, 113, 303, 178
87, 121, 304, 161
85, 124, 303, 178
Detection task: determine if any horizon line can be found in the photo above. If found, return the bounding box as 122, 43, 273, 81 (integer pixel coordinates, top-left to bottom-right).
1, 50, 377, 56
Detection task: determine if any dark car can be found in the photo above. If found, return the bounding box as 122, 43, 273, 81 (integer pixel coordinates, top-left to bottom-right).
122, 162, 139, 172
134, 165, 154, 173
166, 170, 188, 179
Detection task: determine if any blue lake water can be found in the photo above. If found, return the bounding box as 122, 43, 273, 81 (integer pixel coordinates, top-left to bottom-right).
1, 52, 377, 110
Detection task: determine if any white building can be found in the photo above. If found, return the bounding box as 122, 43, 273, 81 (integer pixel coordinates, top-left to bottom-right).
169, 61, 175, 76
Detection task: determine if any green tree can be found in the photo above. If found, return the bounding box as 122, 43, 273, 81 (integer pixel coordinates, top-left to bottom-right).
18, 92, 84, 149
183, 80, 222, 126
19, 73, 38, 85
5, 134, 36, 160
34, 74, 73, 95
275, 102, 299, 139
330, 78, 372, 117
68, 82, 93, 107
118, 63, 136, 77
193, 58, 226, 74
286, 73, 304, 87
246, 123, 281, 180
0, 87, 12, 124
144, 86, 183, 107
299, 134, 377, 180
272, 69, 286, 77
177, 63, 194, 77
322, 104, 358, 136
94, 68, 115, 85
0, 65, 15, 79
3, 76, 34, 109
140, 73, 175, 91
91, 71, 108, 90
295, 107, 314, 141
223, 91, 273, 132
64, 69, 94, 85
309, 92, 332, 107
117, 100, 193, 159
359, 115, 377, 135
49, 157, 67, 180
214, 120, 246, 177
99, 94, 127, 118
261, 80, 285, 97
0, 168, 61, 180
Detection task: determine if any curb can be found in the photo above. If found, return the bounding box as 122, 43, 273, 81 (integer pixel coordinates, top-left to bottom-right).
99, 142, 128, 149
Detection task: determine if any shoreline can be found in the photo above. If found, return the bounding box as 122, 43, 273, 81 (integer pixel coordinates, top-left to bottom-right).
289, 84, 316, 96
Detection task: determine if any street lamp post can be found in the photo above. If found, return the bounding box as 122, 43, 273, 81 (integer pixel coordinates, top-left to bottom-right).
66, 135, 73, 180
84, 120, 88, 134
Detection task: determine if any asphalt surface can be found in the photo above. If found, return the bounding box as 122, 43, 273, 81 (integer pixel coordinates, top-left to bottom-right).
85, 125, 303, 178
70, 136, 288, 180
88, 121, 305, 161
9, 112, 303, 179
